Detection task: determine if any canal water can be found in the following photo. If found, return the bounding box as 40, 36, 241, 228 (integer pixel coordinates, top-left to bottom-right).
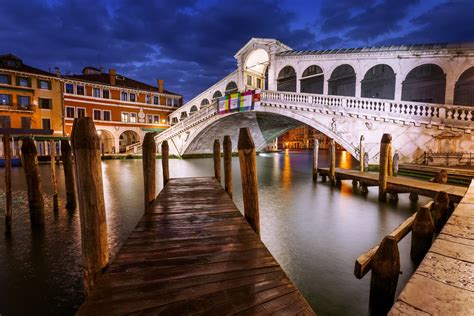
0, 150, 427, 315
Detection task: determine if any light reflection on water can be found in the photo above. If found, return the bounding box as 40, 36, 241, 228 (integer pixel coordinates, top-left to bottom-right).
0, 150, 426, 315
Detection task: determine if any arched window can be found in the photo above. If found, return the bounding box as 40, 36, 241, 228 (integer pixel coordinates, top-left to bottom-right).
361, 64, 395, 100
171, 117, 178, 124
454, 67, 474, 106
277, 66, 296, 92
190, 105, 198, 113
300, 65, 323, 94
225, 81, 238, 95
402, 64, 446, 104
201, 99, 210, 107
328, 64, 356, 97
212, 91, 222, 99
180, 112, 188, 120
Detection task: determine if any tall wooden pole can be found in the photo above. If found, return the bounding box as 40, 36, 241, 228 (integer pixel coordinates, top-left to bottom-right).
312, 138, 319, 181
411, 205, 434, 264
387, 143, 393, 177
161, 140, 169, 187
359, 135, 365, 172
223, 135, 232, 197
61, 140, 76, 211
50, 140, 59, 212
432, 191, 450, 235
329, 139, 336, 186
3, 135, 12, 234
379, 134, 391, 201
21, 137, 45, 227
142, 132, 157, 211
238, 128, 260, 236
213, 139, 221, 182
71, 117, 108, 296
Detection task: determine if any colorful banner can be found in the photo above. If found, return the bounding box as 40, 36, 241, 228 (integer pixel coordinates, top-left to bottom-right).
217, 90, 261, 115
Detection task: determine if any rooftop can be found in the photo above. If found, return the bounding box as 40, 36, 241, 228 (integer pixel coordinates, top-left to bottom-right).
0, 54, 58, 77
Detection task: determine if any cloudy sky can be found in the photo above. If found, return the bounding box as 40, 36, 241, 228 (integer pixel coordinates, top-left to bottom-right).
2, 0, 473, 100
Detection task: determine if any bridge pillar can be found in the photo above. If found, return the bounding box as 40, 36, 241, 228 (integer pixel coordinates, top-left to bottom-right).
355, 78, 362, 98
394, 74, 403, 101
445, 72, 456, 105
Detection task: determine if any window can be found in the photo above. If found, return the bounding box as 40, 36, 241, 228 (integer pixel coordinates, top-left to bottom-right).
153, 96, 159, 105
17, 76, 30, 87
130, 112, 137, 123
93, 88, 101, 98
146, 95, 151, 104
0, 74, 11, 84
76, 85, 85, 95
65, 83, 74, 94
38, 79, 51, 90
153, 115, 160, 124
76, 107, 86, 118
39, 98, 52, 109
146, 114, 153, 124
102, 89, 109, 99
103, 110, 111, 121
167, 98, 179, 107
130, 93, 136, 102
66, 106, 75, 118
121, 112, 129, 122
0, 116, 11, 128
93, 109, 102, 121
247, 75, 252, 85
42, 118, 51, 130
17, 96, 30, 109
257, 78, 262, 88
121, 91, 128, 101
0, 94, 12, 105
21, 117, 31, 129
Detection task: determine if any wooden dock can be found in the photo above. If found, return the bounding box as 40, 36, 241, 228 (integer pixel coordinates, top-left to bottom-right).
390, 180, 474, 315
78, 177, 314, 315
317, 168, 467, 203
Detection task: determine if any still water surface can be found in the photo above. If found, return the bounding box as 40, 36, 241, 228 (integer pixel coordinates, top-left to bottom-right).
0, 151, 427, 315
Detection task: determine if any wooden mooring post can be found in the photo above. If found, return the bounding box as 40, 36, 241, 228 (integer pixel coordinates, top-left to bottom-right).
71, 117, 109, 296
431, 191, 450, 235
3, 134, 12, 233
61, 140, 76, 211
313, 138, 319, 181
142, 132, 156, 211
410, 204, 434, 264
162, 140, 169, 186
21, 137, 45, 227
359, 135, 365, 172
50, 140, 59, 212
379, 134, 391, 201
213, 139, 221, 181
329, 139, 336, 186
238, 127, 259, 236
223, 135, 232, 197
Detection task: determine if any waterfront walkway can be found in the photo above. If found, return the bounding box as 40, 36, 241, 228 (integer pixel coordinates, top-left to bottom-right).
317, 168, 467, 202
78, 177, 314, 315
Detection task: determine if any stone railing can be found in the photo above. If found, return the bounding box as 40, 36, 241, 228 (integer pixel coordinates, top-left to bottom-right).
261, 90, 474, 131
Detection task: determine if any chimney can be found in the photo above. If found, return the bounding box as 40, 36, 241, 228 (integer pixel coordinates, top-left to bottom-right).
109, 69, 117, 86
157, 79, 164, 93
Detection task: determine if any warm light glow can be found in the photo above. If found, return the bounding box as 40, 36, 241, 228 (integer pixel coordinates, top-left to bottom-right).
97, 130, 102, 136
161, 119, 166, 123
339, 149, 352, 169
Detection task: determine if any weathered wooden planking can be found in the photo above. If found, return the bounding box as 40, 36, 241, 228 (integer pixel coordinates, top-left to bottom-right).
318, 168, 467, 202
78, 177, 314, 315
389, 180, 474, 315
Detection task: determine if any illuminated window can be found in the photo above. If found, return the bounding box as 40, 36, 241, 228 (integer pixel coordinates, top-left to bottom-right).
153, 115, 160, 124
130, 112, 137, 123
17, 96, 31, 109
121, 112, 129, 122
146, 114, 153, 123
121, 92, 128, 101
0, 94, 12, 105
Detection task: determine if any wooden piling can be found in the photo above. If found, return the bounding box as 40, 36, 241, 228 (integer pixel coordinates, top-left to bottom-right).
3, 134, 12, 233
223, 135, 232, 197
313, 138, 319, 180
393, 150, 399, 176
369, 236, 400, 315
213, 139, 221, 182
142, 132, 157, 211
410, 205, 434, 263
359, 135, 365, 172
329, 139, 336, 186
50, 140, 59, 212
387, 143, 393, 177
433, 169, 448, 184
409, 192, 419, 201
238, 127, 259, 236
161, 140, 169, 187
60, 140, 76, 211
378, 134, 391, 201
71, 117, 108, 296
21, 137, 45, 227
431, 191, 450, 235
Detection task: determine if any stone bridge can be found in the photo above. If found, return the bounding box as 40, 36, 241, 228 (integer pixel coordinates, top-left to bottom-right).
131, 38, 474, 163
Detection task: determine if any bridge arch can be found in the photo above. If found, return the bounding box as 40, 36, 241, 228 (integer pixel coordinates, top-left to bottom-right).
277, 66, 297, 92
361, 64, 396, 100
212, 91, 222, 100
225, 81, 238, 94
119, 130, 140, 153
190, 105, 198, 114
300, 65, 324, 94
402, 64, 446, 104
201, 99, 210, 107
97, 129, 115, 154
454, 66, 474, 106
328, 64, 356, 97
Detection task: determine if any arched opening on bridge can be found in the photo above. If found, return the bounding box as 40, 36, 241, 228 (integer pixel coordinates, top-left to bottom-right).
180, 111, 188, 121
277, 66, 297, 92
97, 129, 115, 154
171, 117, 178, 125
225, 81, 238, 95
119, 130, 139, 153
328, 64, 356, 97
454, 67, 474, 106
212, 91, 222, 100
244, 48, 269, 90
361, 64, 395, 100
201, 99, 210, 107
402, 64, 446, 104
190, 105, 198, 114
300, 65, 324, 94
